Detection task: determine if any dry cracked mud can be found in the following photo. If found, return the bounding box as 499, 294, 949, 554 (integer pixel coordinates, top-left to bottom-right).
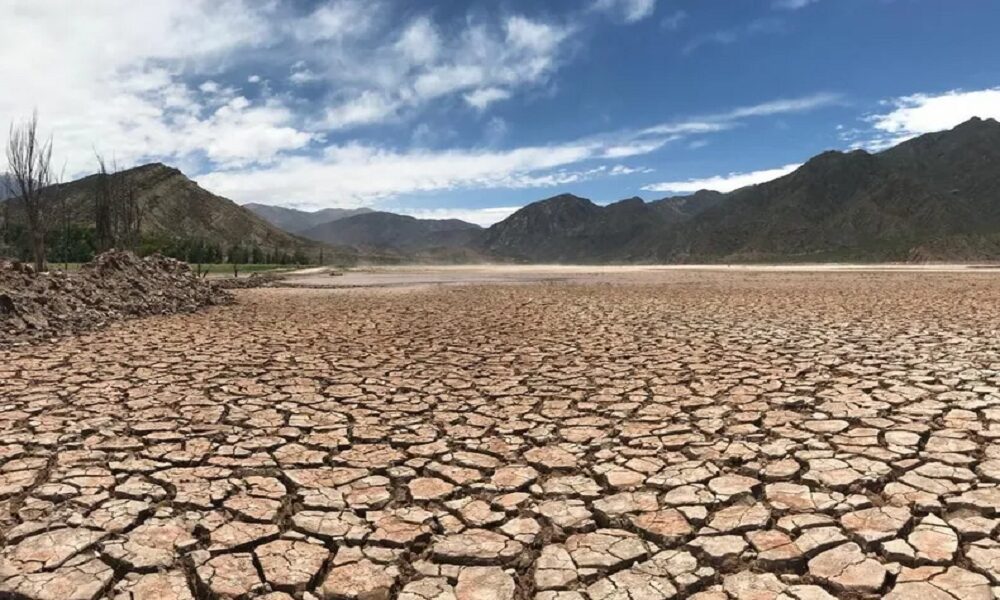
1, 270, 1000, 599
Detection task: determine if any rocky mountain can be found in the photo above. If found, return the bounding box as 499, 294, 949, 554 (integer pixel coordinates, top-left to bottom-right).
483, 118, 1000, 263
301, 211, 482, 252
2, 163, 360, 263
244, 203, 373, 234
82, 164, 320, 250
657, 117, 1000, 261
479, 191, 722, 262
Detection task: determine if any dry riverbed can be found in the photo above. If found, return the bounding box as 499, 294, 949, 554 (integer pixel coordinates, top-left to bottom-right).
1, 269, 999, 599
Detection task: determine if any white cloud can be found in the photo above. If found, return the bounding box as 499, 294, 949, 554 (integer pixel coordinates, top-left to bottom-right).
290, 0, 379, 43
609, 165, 653, 175
847, 87, 1000, 150
394, 206, 521, 227
193, 90, 837, 208
643, 163, 801, 194
723, 93, 843, 119
600, 139, 673, 159
682, 17, 786, 54
1, 1, 576, 175
464, 88, 512, 110
869, 88, 1000, 136
640, 93, 841, 137
0, 0, 299, 174
198, 141, 599, 209
395, 16, 441, 63
324, 92, 400, 129
592, 0, 658, 23
315, 13, 573, 129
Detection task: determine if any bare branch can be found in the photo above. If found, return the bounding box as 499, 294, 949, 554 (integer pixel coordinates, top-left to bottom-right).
6, 110, 53, 271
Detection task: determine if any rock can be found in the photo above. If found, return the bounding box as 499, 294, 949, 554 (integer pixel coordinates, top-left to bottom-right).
807, 542, 887, 593
525, 446, 579, 471
687, 535, 747, 563
319, 559, 399, 600
565, 529, 650, 571
455, 567, 516, 600
722, 571, 786, 600
535, 545, 577, 590
965, 539, 1000, 583
431, 529, 524, 565
194, 552, 263, 599
840, 506, 911, 545
0, 251, 231, 346
1, 554, 113, 600
907, 514, 958, 564
255, 539, 329, 592
0, 528, 106, 575
706, 503, 770, 533
399, 577, 457, 600
631, 509, 693, 545
884, 566, 992, 600
112, 570, 195, 600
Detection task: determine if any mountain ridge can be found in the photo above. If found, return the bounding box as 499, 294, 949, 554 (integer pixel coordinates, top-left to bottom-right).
301, 211, 482, 252
243, 203, 374, 234
481, 117, 1000, 263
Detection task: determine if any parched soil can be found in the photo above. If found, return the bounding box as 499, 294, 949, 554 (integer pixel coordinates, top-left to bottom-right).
1, 271, 999, 599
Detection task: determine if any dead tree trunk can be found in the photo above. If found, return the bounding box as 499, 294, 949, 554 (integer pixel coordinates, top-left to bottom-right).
6, 111, 53, 272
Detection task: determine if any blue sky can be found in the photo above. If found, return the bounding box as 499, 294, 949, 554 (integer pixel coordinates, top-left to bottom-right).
3, 0, 1000, 224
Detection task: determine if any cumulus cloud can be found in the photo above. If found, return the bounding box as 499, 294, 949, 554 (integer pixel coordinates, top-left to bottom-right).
0, 1, 575, 175
197, 141, 610, 209
848, 87, 1000, 150
464, 88, 513, 110
642, 163, 801, 194
199, 91, 838, 208
870, 88, 1000, 135
316, 12, 573, 129
0, 0, 299, 173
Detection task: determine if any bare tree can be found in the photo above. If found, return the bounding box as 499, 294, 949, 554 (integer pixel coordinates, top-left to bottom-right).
94, 153, 113, 252
94, 152, 143, 253
6, 111, 53, 271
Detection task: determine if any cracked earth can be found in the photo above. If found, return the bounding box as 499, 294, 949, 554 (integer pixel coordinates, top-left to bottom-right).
2, 270, 1000, 600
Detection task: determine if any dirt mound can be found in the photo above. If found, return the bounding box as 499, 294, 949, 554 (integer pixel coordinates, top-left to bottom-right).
0, 251, 232, 345
212, 271, 287, 289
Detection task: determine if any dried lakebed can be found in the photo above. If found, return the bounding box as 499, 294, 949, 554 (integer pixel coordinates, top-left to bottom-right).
1, 270, 999, 599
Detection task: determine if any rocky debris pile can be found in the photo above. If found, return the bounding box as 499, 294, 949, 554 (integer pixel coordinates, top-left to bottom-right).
0, 251, 231, 344
212, 271, 287, 289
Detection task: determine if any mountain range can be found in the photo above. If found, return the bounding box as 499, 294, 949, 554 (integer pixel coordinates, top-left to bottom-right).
242, 117, 1000, 262
3, 117, 999, 264
242, 203, 374, 234
478, 117, 1000, 262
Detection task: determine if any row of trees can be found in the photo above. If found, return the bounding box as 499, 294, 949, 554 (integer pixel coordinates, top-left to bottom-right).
140, 237, 308, 266
3, 112, 315, 271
